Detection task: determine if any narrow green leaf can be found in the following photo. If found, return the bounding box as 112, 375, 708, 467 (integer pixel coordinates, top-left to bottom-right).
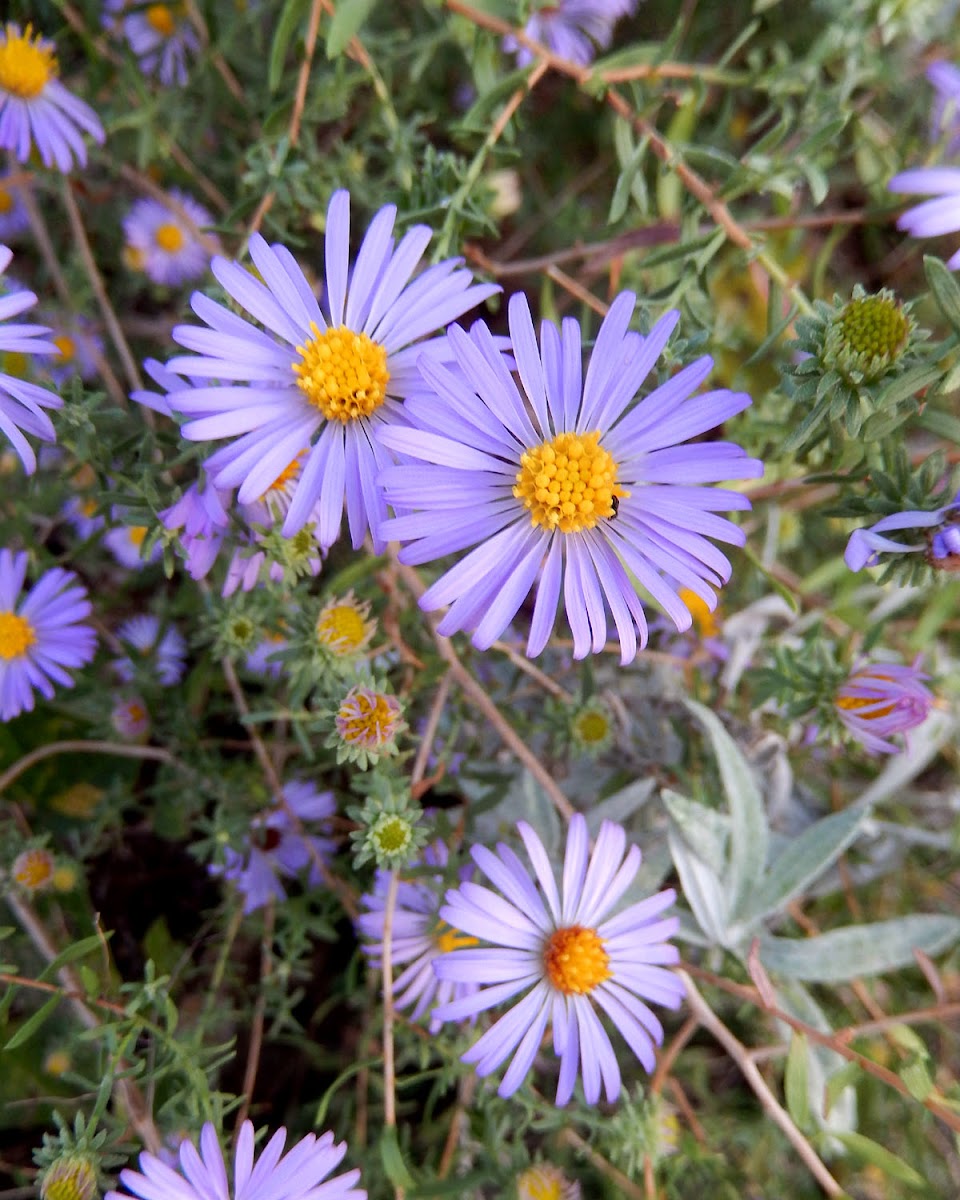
824, 1061, 861, 1116
37, 933, 109, 983
326, 0, 377, 58
830, 1132, 928, 1189
924, 254, 960, 336
759, 915, 960, 982
899, 1056, 935, 1102
742, 807, 865, 923
785, 1032, 811, 1129
684, 700, 768, 921
3, 996, 61, 1051
380, 1127, 415, 1189
268, 0, 310, 92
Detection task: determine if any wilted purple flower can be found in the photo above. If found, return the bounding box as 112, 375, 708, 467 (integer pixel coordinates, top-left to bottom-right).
123, 189, 218, 286
433, 813, 684, 1105
835, 659, 935, 754
111, 694, 150, 740
106, 1120, 365, 1200
379, 291, 762, 663
504, 0, 637, 67
0, 245, 60, 473
357, 841, 479, 1033
210, 780, 336, 913
0, 22, 105, 171
889, 167, 960, 269
62, 494, 105, 540
113, 614, 186, 687
844, 491, 960, 571
928, 61, 960, 154
103, 0, 201, 87
0, 548, 96, 721
160, 479, 231, 580
166, 189, 498, 548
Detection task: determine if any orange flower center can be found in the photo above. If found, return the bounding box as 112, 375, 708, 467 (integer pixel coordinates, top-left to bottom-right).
543, 924, 611, 995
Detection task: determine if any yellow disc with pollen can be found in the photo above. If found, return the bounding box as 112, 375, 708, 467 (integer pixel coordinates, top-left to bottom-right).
53, 334, 77, 364
0, 611, 36, 660
154, 222, 185, 253
543, 924, 611, 995
0, 25, 58, 99
434, 921, 479, 954
293, 323, 390, 422
317, 604, 367, 653
514, 430, 628, 534
145, 4, 178, 37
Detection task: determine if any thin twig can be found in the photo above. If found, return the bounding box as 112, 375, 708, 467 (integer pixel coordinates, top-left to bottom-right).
411, 673, 453, 787
681, 972, 844, 1197
234, 898, 276, 1135
0, 739, 189, 796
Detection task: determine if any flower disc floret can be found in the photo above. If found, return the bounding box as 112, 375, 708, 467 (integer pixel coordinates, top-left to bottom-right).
0, 610, 35, 658
146, 4, 178, 36
294, 324, 390, 422
514, 430, 627, 532
0, 25, 56, 98
839, 294, 908, 359
543, 925, 612, 994
336, 686, 402, 750
12, 847, 55, 891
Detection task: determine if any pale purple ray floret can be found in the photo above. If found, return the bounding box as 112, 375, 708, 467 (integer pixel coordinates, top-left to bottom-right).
888, 166, 960, 269
844, 490, 960, 570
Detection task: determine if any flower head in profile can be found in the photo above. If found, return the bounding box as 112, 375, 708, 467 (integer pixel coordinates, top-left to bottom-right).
316, 591, 376, 659
165, 189, 498, 549
845, 490, 960, 572
504, 0, 637, 67
105, 1120, 365, 1200
357, 840, 479, 1033
835, 659, 934, 755
0, 245, 61, 473
516, 1164, 581, 1200
0, 548, 96, 721
889, 167, 960, 269
379, 292, 761, 663
124, 189, 218, 287
0, 23, 105, 171
333, 682, 404, 767
433, 813, 684, 1105
104, 1, 200, 87
113, 614, 186, 687
0, 170, 29, 242
210, 780, 337, 914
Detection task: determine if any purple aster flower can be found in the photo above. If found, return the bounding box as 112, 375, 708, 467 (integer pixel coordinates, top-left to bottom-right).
106, 1120, 365, 1200
0, 170, 29, 242
62, 494, 106, 540
0, 23, 105, 171
113, 614, 186, 687
160, 478, 231, 580
103, 515, 163, 569
504, 0, 637, 66
41, 311, 103, 386
357, 841, 479, 1033
0, 244, 61, 473
844, 490, 960, 571
378, 292, 762, 664
928, 61, 960, 154
104, 0, 201, 87
889, 166, 960, 269
111, 694, 151, 740
165, 188, 499, 549
124, 189, 218, 287
835, 658, 935, 755
0, 548, 96, 721
433, 813, 684, 1105
244, 630, 289, 677
210, 780, 337, 914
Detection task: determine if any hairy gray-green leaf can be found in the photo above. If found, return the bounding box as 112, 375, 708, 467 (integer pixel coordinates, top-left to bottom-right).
667, 826, 729, 946
661, 788, 729, 878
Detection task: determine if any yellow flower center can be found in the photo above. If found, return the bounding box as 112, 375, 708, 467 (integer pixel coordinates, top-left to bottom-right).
0, 186, 13, 214
2, 350, 28, 378
338, 690, 397, 745
0, 25, 57, 99
514, 430, 628, 534
371, 815, 410, 853
267, 454, 304, 491
573, 709, 610, 744
434, 921, 479, 954
293, 323, 390, 423
155, 222, 185, 253
838, 294, 908, 360
678, 587, 720, 639
40, 1158, 97, 1200
53, 334, 76, 363
128, 526, 148, 547
13, 848, 55, 891
0, 610, 36, 660
516, 1165, 568, 1200
543, 924, 611, 995
317, 603, 368, 654
145, 4, 178, 37
836, 671, 897, 720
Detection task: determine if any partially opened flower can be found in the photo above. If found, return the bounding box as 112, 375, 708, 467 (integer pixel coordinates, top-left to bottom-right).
844, 490, 960, 571
433, 813, 684, 1105
889, 167, 960, 269
835, 658, 934, 754
357, 840, 479, 1033
105, 1120, 365, 1200
0, 23, 105, 171
505, 0, 637, 67
160, 479, 231, 580
113, 614, 186, 686
210, 780, 336, 913
379, 292, 762, 663
165, 189, 498, 549
516, 1164, 580, 1200
0, 548, 96, 721
104, 0, 200, 87
123, 189, 218, 286
0, 245, 60, 473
